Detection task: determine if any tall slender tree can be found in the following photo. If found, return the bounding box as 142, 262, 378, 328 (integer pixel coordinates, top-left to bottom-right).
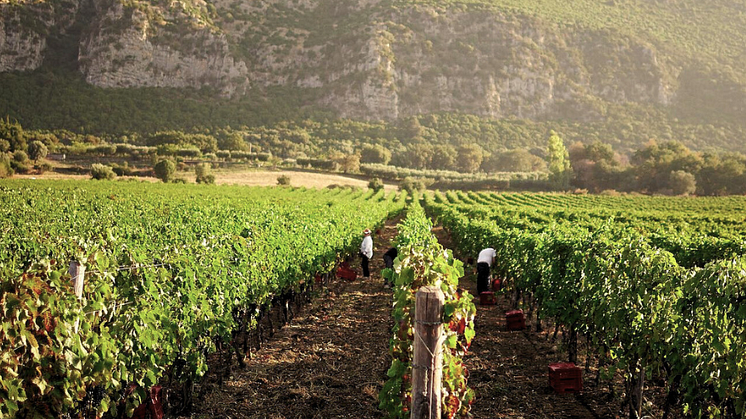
546, 131, 572, 190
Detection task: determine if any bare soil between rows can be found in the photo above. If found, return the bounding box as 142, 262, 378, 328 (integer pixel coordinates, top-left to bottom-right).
170, 216, 683, 419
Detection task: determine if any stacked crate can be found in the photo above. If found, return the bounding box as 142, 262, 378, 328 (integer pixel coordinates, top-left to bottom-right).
505, 309, 526, 330
479, 291, 496, 305
336, 262, 357, 281
548, 362, 582, 394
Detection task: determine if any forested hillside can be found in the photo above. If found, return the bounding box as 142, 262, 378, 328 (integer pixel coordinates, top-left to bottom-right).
1, 0, 745, 156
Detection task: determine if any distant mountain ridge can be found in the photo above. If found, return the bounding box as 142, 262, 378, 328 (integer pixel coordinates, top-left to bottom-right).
1, 0, 745, 149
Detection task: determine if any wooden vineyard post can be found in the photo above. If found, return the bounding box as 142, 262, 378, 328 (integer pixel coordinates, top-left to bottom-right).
411, 286, 444, 419
69, 260, 85, 299
69, 261, 85, 334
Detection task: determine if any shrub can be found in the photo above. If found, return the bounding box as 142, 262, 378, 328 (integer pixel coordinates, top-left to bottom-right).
28, 140, 48, 162
298, 158, 337, 170
195, 162, 215, 184
231, 150, 251, 160
90, 163, 117, 180
277, 174, 291, 185
398, 177, 427, 193
360, 144, 392, 165
0, 153, 14, 178
13, 150, 28, 162
86, 144, 117, 156
115, 144, 152, 158
111, 162, 135, 176
11, 150, 31, 174
335, 153, 360, 173
368, 177, 384, 192
669, 170, 697, 196
115, 144, 137, 156
176, 147, 202, 158
136, 147, 157, 159
156, 144, 180, 156
154, 159, 176, 183
36, 162, 53, 173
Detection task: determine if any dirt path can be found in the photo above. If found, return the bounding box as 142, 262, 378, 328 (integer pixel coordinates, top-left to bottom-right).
16, 168, 397, 190
174, 217, 401, 419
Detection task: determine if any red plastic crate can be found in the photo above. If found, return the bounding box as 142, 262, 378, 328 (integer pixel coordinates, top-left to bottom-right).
548, 362, 582, 394
505, 309, 525, 330
479, 291, 496, 305
336, 266, 357, 281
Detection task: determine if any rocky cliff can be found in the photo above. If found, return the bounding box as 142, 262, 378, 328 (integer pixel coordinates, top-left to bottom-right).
0, 0, 79, 71
78, 0, 249, 96
0, 0, 739, 122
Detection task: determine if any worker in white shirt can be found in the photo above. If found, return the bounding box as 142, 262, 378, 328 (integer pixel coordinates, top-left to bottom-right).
360, 229, 373, 278
476, 247, 496, 294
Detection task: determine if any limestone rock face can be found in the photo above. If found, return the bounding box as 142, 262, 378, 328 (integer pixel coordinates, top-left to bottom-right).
232, 3, 673, 121
371, 6, 673, 121
0, 0, 79, 72
78, 0, 249, 96
0, 15, 46, 72
0, 0, 676, 120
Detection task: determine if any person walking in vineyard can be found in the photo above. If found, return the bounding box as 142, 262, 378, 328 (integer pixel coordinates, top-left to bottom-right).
476, 247, 496, 294
360, 228, 373, 279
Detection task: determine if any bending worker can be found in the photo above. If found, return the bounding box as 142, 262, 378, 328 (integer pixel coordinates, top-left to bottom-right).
476, 247, 496, 295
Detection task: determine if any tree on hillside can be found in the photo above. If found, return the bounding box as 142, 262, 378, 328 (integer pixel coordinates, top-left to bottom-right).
189, 134, 219, 153
148, 131, 218, 153
360, 144, 392, 165
398, 177, 426, 193
456, 144, 484, 173
336, 153, 361, 174
27, 132, 59, 149
569, 140, 627, 192
546, 131, 572, 189
696, 152, 746, 195
632, 140, 702, 193
430, 144, 457, 171
669, 170, 696, 195
401, 142, 433, 170
482, 149, 546, 173
28, 141, 48, 162
147, 131, 187, 147
0, 153, 14, 178
220, 132, 248, 151
11, 150, 31, 174
400, 116, 424, 140
0, 117, 26, 152
282, 129, 311, 146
